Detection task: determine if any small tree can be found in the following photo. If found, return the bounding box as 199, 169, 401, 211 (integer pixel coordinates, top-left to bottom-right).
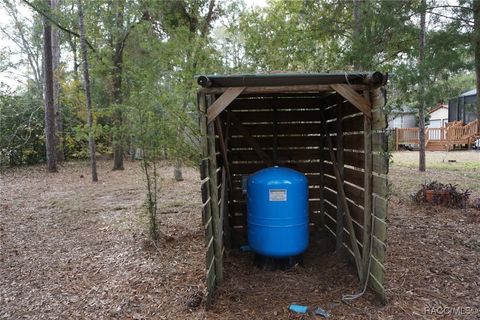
77, 0, 98, 182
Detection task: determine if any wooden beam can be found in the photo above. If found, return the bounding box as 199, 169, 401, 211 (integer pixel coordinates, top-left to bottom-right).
198, 92, 217, 306
335, 98, 344, 252
273, 106, 278, 165
215, 117, 232, 191
319, 134, 325, 228
320, 109, 364, 280
361, 97, 373, 284
207, 87, 245, 123
331, 84, 372, 118
229, 112, 274, 166
200, 84, 369, 95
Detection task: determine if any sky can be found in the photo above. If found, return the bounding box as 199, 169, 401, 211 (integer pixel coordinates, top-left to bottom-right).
0, 0, 268, 91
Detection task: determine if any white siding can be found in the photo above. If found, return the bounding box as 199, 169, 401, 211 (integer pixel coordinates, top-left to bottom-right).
428, 107, 448, 128
389, 114, 416, 128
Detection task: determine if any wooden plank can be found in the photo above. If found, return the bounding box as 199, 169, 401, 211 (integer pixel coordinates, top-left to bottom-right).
230, 161, 322, 174
201, 181, 209, 205
230, 186, 329, 202
324, 162, 364, 187
200, 83, 369, 94
324, 175, 365, 206
231, 110, 322, 123
229, 135, 323, 149
373, 175, 388, 197
331, 84, 372, 118
373, 195, 387, 220
200, 158, 209, 180
230, 149, 321, 162
229, 112, 273, 166
229, 123, 322, 136
229, 199, 325, 214
207, 87, 245, 123
228, 96, 335, 110
373, 152, 389, 174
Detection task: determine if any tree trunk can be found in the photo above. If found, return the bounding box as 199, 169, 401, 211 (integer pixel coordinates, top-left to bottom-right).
474, 0, 480, 128
418, 0, 426, 172
174, 159, 183, 181
78, 0, 98, 182
112, 0, 126, 171
51, 0, 64, 162
43, 0, 57, 172
353, 0, 363, 70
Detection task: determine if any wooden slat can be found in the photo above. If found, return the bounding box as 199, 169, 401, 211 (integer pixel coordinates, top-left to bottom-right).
230, 161, 322, 174
228, 96, 335, 110
229, 135, 323, 149
331, 84, 372, 118
230, 149, 321, 161
324, 162, 364, 187
229, 123, 322, 136
373, 195, 387, 220
229, 199, 324, 214
229, 113, 273, 166
207, 87, 245, 123
231, 110, 322, 123
373, 175, 388, 197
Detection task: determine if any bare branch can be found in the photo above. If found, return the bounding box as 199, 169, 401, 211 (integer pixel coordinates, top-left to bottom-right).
21, 0, 98, 53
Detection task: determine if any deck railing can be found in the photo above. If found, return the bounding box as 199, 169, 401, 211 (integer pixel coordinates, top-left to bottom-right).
395, 119, 479, 150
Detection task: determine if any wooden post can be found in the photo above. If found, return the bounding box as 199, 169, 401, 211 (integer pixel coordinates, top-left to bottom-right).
336, 101, 344, 252
198, 92, 216, 308
206, 95, 224, 285
273, 106, 278, 165
362, 92, 373, 284
319, 132, 325, 228
320, 110, 363, 280
369, 87, 388, 303
215, 117, 232, 190
395, 128, 399, 151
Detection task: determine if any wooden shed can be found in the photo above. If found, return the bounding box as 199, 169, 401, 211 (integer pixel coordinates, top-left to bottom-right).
197, 72, 389, 306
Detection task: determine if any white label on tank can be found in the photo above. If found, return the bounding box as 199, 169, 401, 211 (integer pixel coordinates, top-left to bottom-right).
269, 189, 287, 201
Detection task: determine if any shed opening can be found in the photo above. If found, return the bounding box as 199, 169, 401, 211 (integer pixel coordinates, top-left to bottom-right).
197, 73, 389, 307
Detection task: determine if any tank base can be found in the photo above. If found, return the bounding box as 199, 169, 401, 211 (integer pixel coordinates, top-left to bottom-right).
254, 253, 304, 271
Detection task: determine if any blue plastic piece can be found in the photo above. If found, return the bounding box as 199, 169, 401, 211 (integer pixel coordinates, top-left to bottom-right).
289, 304, 308, 314
247, 166, 309, 258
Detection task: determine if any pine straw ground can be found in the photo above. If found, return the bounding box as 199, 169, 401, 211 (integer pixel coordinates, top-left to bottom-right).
1, 152, 479, 319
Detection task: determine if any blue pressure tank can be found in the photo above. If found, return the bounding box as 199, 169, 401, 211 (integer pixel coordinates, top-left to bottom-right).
247, 166, 309, 258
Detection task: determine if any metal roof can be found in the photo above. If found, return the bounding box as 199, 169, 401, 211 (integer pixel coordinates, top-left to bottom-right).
459, 88, 476, 97
197, 72, 387, 88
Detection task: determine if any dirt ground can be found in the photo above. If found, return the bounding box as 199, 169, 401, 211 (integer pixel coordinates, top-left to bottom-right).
1, 153, 479, 319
